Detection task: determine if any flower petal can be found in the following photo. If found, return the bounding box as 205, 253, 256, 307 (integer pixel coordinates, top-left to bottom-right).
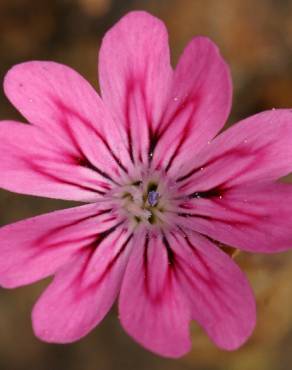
0, 203, 122, 288
99, 11, 173, 165
4, 61, 132, 182
0, 121, 115, 201
177, 182, 292, 253
32, 225, 133, 343
152, 37, 232, 174
168, 231, 256, 350
119, 230, 191, 358
177, 109, 292, 190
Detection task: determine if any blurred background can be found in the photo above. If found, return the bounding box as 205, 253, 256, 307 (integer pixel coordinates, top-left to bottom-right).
1, 0, 292, 369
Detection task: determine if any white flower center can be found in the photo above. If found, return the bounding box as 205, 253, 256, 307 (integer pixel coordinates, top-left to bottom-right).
109, 170, 178, 228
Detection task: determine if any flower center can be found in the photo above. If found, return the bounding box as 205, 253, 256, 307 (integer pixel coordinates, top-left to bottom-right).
121, 181, 161, 224
110, 171, 178, 228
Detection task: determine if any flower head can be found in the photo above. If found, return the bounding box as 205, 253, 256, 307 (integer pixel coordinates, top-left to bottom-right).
1, 11, 292, 358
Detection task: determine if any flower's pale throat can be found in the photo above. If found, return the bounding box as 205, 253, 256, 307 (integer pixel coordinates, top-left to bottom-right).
111, 172, 177, 228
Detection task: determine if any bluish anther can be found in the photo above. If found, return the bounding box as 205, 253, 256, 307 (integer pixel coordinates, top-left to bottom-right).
148, 190, 159, 207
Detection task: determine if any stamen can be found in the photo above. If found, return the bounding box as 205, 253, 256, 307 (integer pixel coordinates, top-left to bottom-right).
148, 190, 159, 207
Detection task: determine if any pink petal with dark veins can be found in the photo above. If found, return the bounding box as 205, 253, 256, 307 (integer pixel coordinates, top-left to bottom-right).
99, 11, 173, 165
119, 230, 191, 358
177, 109, 292, 190
152, 36, 232, 174
32, 225, 133, 342
0, 121, 115, 201
0, 203, 124, 288
169, 231, 256, 350
4, 61, 132, 182
177, 182, 292, 253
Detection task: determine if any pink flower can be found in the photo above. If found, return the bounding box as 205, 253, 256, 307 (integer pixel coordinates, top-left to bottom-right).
0, 10, 292, 358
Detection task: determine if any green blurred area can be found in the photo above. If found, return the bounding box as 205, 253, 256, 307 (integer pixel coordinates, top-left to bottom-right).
1, 0, 292, 369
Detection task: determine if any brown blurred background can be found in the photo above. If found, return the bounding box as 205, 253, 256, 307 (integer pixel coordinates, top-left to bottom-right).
1, 0, 292, 369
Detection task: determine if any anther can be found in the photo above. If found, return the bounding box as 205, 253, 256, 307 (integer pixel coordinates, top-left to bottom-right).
148, 190, 159, 207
